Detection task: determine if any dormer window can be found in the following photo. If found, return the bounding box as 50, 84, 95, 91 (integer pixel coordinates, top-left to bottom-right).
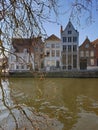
85, 44, 89, 48
68, 30, 72, 34
63, 37, 67, 42
69, 24, 71, 28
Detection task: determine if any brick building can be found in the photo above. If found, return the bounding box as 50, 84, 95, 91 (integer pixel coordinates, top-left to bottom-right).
79, 37, 96, 70
92, 39, 98, 67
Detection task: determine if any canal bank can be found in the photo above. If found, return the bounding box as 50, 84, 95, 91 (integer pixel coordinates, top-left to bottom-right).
7, 70, 98, 78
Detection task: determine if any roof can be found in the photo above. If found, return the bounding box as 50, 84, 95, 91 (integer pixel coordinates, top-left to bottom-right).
12, 38, 32, 53
62, 20, 79, 34
45, 34, 61, 41
79, 37, 94, 49
12, 38, 32, 45
92, 39, 98, 45
12, 37, 44, 53
79, 37, 90, 47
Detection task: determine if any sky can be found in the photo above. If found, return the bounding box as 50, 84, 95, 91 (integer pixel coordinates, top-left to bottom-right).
44, 0, 98, 45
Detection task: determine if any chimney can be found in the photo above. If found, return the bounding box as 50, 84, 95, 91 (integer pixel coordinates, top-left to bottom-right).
60, 25, 63, 33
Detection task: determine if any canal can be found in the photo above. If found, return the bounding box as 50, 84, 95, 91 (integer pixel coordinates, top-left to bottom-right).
0, 78, 98, 130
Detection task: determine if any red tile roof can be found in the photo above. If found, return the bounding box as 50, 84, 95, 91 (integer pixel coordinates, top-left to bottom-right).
12, 37, 44, 53
12, 38, 32, 53
92, 39, 98, 46
45, 34, 61, 41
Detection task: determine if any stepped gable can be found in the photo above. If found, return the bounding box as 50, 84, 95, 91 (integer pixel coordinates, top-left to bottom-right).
79, 37, 94, 49
46, 34, 61, 41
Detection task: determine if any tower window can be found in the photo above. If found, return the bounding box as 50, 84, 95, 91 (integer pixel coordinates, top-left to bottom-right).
68, 45, 71, 52
68, 37, 72, 42
73, 45, 77, 52
73, 37, 77, 42
63, 45, 66, 51
63, 37, 67, 42
68, 30, 72, 34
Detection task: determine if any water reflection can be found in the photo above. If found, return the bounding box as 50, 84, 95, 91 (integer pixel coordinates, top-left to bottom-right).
0, 78, 63, 130
8, 78, 98, 130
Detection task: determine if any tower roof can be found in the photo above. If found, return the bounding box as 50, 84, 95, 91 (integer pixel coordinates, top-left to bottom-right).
61, 20, 79, 34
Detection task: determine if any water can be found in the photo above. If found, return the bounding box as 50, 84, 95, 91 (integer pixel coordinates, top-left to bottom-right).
0, 78, 98, 130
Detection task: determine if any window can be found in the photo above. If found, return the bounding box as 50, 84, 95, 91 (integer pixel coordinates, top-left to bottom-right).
69, 24, 71, 28
63, 45, 66, 51
56, 44, 60, 48
51, 50, 55, 57
85, 44, 89, 48
10, 64, 14, 70
68, 65, 72, 70
91, 59, 94, 65
73, 45, 77, 52
21, 65, 24, 69
73, 55, 77, 68
46, 44, 50, 48
68, 55, 71, 64
80, 51, 84, 57
51, 60, 55, 66
73, 37, 77, 42
47, 60, 51, 66
90, 51, 94, 57
63, 37, 67, 42
56, 61, 60, 68
86, 51, 89, 57
51, 44, 55, 48
46, 50, 50, 57
62, 54, 66, 64
68, 30, 72, 34
16, 65, 19, 69
68, 37, 72, 42
56, 50, 60, 57
68, 45, 71, 52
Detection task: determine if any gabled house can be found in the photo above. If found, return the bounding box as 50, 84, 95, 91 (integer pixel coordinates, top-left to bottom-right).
9, 38, 34, 72
79, 37, 96, 70
61, 20, 79, 70
44, 34, 62, 71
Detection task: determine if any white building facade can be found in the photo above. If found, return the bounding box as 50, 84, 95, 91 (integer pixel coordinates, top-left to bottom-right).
44, 34, 62, 71
61, 21, 79, 70
8, 39, 34, 73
